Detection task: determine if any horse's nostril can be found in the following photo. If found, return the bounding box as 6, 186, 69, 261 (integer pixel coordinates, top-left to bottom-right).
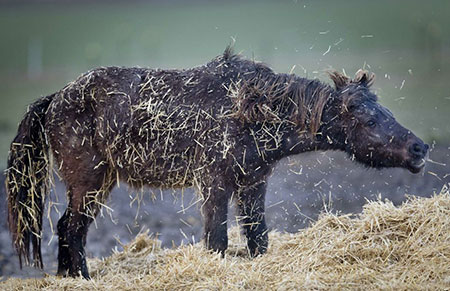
410, 143, 424, 156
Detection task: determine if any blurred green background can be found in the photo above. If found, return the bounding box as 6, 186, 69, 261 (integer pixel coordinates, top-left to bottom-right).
0, 0, 449, 167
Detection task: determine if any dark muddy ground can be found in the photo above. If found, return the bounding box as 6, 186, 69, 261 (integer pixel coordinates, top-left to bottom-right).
1, 144, 449, 279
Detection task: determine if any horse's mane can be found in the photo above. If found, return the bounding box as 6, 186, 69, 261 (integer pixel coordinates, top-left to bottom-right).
223, 47, 377, 136
231, 66, 334, 136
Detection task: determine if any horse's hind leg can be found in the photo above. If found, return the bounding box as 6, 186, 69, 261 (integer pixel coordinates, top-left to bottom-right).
57, 166, 114, 279
56, 210, 70, 275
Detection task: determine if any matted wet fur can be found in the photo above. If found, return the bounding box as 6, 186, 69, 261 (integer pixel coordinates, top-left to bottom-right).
5, 46, 428, 279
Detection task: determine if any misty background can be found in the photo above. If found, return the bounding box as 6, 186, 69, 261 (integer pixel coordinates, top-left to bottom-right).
0, 0, 449, 279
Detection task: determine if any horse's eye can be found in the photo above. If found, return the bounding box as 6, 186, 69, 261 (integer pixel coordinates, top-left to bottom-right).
366, 120, 376, 128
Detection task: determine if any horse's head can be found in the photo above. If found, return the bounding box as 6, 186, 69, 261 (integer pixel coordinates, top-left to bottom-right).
327, 70, 428, 173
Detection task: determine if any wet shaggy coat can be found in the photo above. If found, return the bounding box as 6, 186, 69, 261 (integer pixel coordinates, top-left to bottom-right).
6, 47, 428, 279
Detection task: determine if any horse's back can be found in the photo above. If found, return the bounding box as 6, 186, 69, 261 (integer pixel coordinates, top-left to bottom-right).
46, 65, 235, 188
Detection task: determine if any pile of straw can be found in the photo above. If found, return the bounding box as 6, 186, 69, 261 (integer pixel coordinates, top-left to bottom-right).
2, 186, 449, 290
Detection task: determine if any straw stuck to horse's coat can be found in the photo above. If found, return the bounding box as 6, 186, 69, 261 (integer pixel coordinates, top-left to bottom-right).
6, 46, 428, 278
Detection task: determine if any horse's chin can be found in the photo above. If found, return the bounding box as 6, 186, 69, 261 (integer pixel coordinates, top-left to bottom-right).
351, 154, 423, 173
406, 158, 426, 174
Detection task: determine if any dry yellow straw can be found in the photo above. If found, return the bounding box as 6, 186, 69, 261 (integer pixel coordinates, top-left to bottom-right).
2, 186, 449, 290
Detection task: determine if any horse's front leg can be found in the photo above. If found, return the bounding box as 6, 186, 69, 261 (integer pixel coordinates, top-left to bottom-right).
200, 179, 231, 255
236, 181, 268, 257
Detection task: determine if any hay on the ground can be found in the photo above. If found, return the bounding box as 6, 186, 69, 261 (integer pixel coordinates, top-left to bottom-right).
2, 186, 449, 290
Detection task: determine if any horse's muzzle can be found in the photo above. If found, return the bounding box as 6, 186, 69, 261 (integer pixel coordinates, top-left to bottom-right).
406, 142, 429, 173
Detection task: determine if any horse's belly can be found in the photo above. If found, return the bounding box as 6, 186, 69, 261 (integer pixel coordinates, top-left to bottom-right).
115, 146, 200, 189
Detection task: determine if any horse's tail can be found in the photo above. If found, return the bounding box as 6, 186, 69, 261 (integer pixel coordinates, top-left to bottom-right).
5, 94, 54, 268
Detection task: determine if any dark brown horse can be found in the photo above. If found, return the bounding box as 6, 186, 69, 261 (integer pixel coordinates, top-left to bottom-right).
6, 47, 428, 279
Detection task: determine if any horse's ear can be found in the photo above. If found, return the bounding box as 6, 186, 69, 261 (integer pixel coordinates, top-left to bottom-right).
327, 71, 350, 90
353, 69, 375, 87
